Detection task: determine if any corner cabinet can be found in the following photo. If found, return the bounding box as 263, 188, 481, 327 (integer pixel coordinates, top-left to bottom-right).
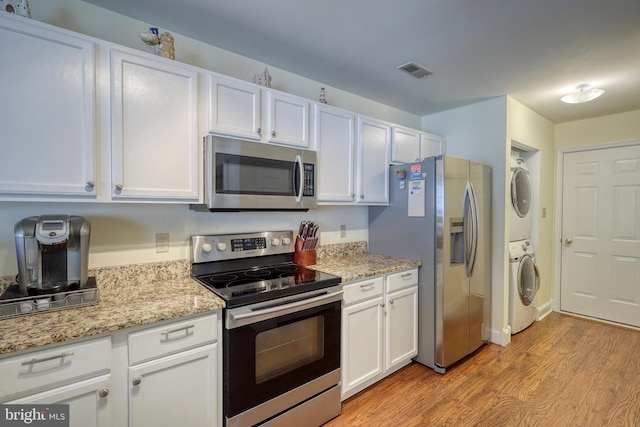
391, 125, 445, 164
110, 49, 201, 202
0, 14, 97, 199
341, 268, 418, 400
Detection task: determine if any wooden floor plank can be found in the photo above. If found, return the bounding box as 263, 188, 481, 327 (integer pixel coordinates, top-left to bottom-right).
324, 312, 640, 427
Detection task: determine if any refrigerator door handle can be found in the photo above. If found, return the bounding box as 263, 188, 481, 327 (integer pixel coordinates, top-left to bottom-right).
464, 182, 479, 277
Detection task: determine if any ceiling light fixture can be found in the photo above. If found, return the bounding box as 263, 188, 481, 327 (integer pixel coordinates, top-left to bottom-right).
560, 84, 605, 104
398, 62, 433, 79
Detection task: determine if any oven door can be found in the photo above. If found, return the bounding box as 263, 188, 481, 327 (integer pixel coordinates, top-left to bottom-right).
225, 288, 342, 426
205, 135, 317, 211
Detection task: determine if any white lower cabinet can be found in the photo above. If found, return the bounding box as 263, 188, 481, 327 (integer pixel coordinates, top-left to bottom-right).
341, 268, 418, 400
0, 312, 222, 427
127, 313, 221, 427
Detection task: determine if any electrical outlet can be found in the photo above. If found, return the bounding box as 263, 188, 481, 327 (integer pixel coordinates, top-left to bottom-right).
156, 233, 169, 253
340, 225, 346, 238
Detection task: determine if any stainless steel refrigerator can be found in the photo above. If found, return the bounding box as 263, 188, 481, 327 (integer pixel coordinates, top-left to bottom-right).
369, 155, 491, 373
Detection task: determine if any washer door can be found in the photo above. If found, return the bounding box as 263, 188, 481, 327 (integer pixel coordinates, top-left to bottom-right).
511, 168, 531, 218
517, 255, 540, 306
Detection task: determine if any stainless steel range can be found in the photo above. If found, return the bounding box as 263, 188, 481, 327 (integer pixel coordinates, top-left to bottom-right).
191, 230, 342, 427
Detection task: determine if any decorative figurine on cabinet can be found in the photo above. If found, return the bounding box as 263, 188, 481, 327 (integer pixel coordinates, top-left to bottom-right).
1, 0, 31, 18
139, 27, 175, 60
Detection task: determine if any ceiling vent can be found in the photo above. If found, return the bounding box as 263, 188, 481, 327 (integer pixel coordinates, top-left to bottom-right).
398, 62, 433, 79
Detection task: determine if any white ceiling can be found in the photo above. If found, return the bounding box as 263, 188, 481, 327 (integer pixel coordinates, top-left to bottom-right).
84, 0, 640, 123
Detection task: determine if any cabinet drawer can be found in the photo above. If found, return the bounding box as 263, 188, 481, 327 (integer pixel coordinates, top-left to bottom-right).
0, 336, 111, 402
386, 268, 419, 293
342, 276, 384, 306
128, 313, 218, 365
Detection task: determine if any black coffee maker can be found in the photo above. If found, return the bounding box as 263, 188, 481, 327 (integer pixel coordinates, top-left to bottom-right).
14, 215, 91, 296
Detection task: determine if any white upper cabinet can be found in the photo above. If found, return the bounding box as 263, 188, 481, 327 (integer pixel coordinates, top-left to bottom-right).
392, 126, 445, 164
208, 74, 262, 141
0, 14, 96, 198
313, 104, 356, 203
110, 49, 201, 202
266, 90, 310, 148
420, 131, 445, 159
391, 126, 420, 164
356, 117, 390, 205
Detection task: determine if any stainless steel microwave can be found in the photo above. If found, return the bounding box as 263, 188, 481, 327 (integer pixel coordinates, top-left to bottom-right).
191, 136, 317, 212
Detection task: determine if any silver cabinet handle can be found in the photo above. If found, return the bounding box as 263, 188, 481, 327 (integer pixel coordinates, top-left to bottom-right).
271, 131, 276, 138
161, 324, 195, 338
132, 376, 142, 386
360, 282, 375, 289
360, 194, 365, 199
257, 127, 262, 135
401, 272, 413, 278
85, 181, 95, 190
390, 300, 394, 305
114, 184, 123, 192
21, 351, 74, 366
98, 388, 109, 398
565, 238, 573, 245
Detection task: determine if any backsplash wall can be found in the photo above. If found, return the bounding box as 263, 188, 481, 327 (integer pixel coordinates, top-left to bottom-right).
0, 202, 368, 277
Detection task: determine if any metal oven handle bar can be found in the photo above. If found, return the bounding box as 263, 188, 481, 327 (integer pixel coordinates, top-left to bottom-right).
226, 288, 343, 329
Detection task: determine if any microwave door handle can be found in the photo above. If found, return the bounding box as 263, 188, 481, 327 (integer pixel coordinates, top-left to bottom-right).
294, 155, 303, 203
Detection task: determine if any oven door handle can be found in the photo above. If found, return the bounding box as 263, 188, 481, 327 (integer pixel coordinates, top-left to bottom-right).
226, 289, 343, 329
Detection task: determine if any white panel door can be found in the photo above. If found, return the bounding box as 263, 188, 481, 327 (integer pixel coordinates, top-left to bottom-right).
208, 74, 262, 141
0, 15, 96, 198
314, 104, 355, 203
561, 144, 640, 327
266, 90, 310, 148
110, 49, 200, 201
385, 286, 418, 371
356, 117, 390, 205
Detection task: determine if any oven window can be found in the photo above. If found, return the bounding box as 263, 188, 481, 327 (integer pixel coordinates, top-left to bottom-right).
255, 316, 324, 383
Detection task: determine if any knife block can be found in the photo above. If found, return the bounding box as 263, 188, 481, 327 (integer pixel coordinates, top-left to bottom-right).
293, 237, 316, 266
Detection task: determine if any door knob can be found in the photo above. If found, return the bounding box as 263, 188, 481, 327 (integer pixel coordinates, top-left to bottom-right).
564, 238, 573, 245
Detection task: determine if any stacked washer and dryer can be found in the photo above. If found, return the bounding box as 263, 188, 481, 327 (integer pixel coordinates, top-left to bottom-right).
509, 152, 540, 333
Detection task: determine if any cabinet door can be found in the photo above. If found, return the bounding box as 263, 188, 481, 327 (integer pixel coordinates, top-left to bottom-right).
0, 15, 96, 198
314, 104, 355, 203
342, 297, 384, 399
209, 74, 262, 141
420, 131, 445, 160
356, 117, 390, 205
385, 286, 418, 372
110, 49, 200, 201
129, 344, 218, 427
391, 126, 420, 164
8, 374, 111, 427
267, 90, 310, 148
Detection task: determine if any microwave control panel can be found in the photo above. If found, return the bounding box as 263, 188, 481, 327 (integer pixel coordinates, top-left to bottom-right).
303, 163, 315, 196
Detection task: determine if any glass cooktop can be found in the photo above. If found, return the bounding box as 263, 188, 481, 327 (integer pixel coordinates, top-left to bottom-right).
194, 263, 340, 308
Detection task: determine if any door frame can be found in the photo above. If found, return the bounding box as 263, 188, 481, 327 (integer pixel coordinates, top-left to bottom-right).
553, 139, 640, 314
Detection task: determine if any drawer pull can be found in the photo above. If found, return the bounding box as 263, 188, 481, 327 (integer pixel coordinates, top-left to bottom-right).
161, 324, 195, 338
132, 376, 142, 386
401, 273, 413, 278
360, 282, 376, 289
98, 388, 109, 398
21, 351, 74, 366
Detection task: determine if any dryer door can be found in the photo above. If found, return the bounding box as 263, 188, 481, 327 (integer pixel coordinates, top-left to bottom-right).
517, 255, 540, 306
511, 168, 531, 218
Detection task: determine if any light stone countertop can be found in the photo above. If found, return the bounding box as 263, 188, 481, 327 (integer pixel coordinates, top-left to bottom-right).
0, 260, 224, 355
312, 241, 422, 283
0, 242, 419, 356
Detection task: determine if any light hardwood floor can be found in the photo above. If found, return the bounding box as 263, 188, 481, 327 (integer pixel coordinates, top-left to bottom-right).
324, 312, 640, 426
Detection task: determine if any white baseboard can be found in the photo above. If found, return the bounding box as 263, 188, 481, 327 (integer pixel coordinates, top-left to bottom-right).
536, 298, 553, 321
490, 325, 511, 347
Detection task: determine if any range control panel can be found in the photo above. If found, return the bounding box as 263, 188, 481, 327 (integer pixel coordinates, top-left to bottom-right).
191, 231, 295, 263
